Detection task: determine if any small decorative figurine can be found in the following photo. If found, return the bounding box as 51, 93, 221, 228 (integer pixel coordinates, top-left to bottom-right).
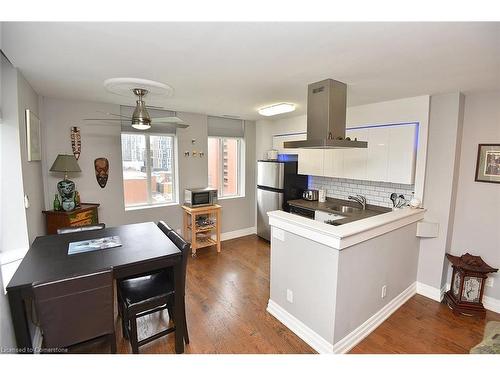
70, 126, 81, 160
58, 180, 76, 211
94, 157, 109, 188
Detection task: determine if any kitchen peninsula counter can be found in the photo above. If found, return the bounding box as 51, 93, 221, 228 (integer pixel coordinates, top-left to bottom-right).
266, 207, 425, 353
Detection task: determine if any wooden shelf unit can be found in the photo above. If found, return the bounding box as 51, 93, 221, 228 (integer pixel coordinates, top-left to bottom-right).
181, 204, 221, 256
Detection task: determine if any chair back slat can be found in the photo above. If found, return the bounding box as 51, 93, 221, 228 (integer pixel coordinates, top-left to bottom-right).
57, 223, 105, 235
33, 270, 114, 349
157, 221, 173, 236
166, 230, 190, 292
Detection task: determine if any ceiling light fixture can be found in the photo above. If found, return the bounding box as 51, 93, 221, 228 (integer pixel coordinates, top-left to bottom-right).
258, 103, 296, 117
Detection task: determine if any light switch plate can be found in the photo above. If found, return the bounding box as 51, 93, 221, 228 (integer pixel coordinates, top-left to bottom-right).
272, 228, 285, 241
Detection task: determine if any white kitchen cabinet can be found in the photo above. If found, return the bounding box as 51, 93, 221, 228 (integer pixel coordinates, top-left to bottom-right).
295, 122, 417, 184
297, 149, 325, 176
323, 149, 344, 178
365, 126, 389, 181
387, 124, 418, 184
343, 128, 367, 180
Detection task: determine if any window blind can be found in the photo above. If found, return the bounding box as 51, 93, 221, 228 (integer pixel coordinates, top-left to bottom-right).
207, 116, 244, 138
120, 105, 178, 134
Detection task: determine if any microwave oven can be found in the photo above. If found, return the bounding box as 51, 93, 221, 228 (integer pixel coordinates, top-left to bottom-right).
184, 188, 218, 207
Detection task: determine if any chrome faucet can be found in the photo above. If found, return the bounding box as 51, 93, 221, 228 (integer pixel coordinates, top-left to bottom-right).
348, 194, 366, 210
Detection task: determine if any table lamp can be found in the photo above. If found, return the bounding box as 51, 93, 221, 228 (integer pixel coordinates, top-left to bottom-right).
49, 154, 81, 211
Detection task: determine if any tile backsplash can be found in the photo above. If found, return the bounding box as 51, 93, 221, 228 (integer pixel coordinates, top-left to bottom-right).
308, 176, 414, 208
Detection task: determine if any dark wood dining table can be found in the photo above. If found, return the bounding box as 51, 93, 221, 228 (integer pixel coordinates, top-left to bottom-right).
6, 222, 185, 353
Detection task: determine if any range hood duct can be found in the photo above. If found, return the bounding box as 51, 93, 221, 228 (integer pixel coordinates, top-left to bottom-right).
284, 79, 367, 149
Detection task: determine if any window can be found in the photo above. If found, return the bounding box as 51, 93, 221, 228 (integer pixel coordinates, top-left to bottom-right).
121, 133, 177, 208
208, 137, 244, 198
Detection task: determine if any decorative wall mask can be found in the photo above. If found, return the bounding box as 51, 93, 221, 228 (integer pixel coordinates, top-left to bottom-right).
94, 157, 109, 188
70, 126, 81, 160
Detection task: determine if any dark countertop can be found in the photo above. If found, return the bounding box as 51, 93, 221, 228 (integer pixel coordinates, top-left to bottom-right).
287, 198, 391, 225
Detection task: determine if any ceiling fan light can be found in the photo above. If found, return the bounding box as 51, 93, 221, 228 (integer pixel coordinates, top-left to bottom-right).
258, 103, 296, 117
132, 123, 151, 130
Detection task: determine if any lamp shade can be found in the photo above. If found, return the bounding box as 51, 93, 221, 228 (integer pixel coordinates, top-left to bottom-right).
49, 154, 81, 173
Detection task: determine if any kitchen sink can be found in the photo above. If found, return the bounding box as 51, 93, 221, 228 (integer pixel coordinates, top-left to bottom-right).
328, 205, 362, 214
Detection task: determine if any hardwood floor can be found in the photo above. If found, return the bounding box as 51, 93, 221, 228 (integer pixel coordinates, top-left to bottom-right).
76, 234, 314, 354
75, 234, 499, 354
350, 293, 500, 354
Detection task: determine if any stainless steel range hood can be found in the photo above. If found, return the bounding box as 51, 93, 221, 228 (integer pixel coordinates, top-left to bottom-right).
284, 79, 367, 149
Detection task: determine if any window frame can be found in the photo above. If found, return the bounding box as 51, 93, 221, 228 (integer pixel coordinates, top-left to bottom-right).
121, 131, 179, 210
208, 136, 245, 200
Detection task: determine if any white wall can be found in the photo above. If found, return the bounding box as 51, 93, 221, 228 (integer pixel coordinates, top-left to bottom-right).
450, 90, 500, 299
416, 93, 465, 292
0, 53, 29, 254
40, 97, 256, 234
256, 114, 307, 161
1, 31, 27, 350
17, 72, 44, 244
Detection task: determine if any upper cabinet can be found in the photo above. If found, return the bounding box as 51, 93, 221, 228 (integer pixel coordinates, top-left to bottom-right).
272, 133, 307, 155
297, 149, 325, 176
298, 123, 418, 184
386, 125, 418, 184
342, 128, 368, 180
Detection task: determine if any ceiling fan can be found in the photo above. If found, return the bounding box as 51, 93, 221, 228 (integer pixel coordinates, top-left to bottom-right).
84, 88, 188, 130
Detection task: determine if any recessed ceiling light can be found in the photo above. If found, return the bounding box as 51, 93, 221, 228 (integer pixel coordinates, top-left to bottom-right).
258, 103, 296, 117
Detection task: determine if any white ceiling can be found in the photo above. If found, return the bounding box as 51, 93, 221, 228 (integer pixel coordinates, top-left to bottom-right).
2, 22, 499, 120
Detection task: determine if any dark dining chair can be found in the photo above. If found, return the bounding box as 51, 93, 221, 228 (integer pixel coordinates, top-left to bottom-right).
33, 269, 116, 353
157, 220, 173, 236
116, 220, 174, 323
57, 223, 106, 234
117, 228, 190, 354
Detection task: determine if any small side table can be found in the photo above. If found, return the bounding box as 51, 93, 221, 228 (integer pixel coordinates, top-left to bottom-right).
181, 204, 221, 256
42, 203, 100, 235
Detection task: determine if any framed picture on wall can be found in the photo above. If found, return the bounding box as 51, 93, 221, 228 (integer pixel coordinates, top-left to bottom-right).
26, 109, 41, 161
475, 144, 500, 184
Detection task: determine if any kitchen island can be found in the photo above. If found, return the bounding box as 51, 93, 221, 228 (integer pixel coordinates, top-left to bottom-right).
266, 206, 425, 353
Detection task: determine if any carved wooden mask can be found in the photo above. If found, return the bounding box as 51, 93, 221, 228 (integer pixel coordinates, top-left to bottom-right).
94, 157, 109, 188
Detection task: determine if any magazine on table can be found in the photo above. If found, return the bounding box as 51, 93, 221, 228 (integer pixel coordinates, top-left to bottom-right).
68, 235, 122, 255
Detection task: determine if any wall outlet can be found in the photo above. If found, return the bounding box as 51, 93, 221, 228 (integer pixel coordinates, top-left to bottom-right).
286, 289, 293, 303
381, 285, 387, 299
485, 278, 494, 288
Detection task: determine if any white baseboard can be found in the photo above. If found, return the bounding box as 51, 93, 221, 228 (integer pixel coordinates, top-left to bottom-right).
220, 226, 256, 241
267, 282, 417, 354
483, 295, 500, 314
266, 299, 333, 354
416, 281, 446, 302
331, 281, 417, 354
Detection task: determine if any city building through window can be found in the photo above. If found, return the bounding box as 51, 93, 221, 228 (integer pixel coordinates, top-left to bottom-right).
208, 137, 244, 198
121, 133, 177, 208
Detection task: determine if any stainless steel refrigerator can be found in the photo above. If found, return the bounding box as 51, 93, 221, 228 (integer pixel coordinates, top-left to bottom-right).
257, 158, 308, 241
